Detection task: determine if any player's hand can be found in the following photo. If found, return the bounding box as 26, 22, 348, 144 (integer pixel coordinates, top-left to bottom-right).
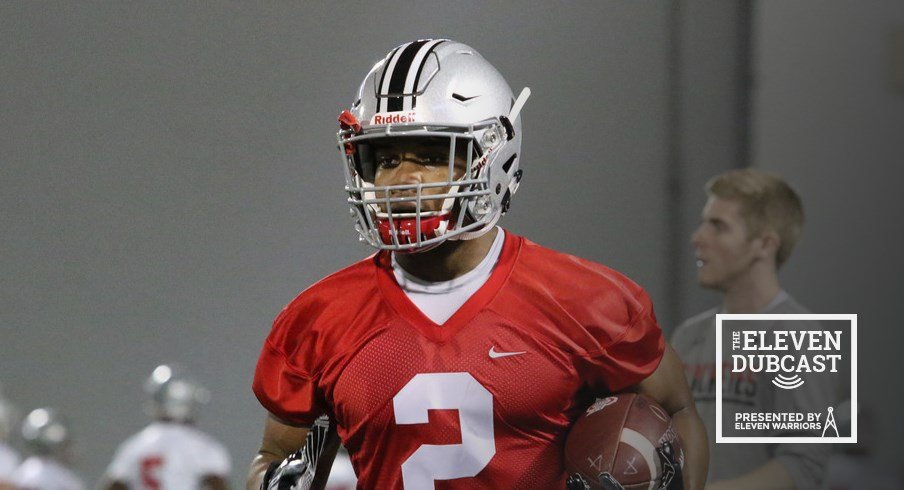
565, 473, 591, 490
261, 450, 313, 490
259, 414, 335, 490
565, 472, 626, 490
564, 441, 683, 490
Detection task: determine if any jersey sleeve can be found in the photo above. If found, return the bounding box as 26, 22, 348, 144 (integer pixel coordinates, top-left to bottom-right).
103, 441, 134, 481
198, 440, 232, 477
252, 302, 328, 427
577, 286, 666, 393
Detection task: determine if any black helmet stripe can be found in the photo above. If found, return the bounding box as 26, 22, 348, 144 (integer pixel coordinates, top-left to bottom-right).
408, 39, 446, 110
385, 39, 429, 112
377, 40, 449, 113
375, 45, 401, 113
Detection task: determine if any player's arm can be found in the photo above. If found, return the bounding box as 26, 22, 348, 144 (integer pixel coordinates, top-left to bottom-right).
634, 344, 709, 490
246, 415, 309, 490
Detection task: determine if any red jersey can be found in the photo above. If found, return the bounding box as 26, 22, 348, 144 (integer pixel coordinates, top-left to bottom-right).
253, 232, 664, 489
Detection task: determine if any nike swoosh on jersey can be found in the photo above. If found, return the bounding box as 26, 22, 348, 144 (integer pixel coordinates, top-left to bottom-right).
489, 346, 527, 359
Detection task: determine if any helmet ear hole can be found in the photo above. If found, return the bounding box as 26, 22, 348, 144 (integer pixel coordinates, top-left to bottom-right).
501, 189, 512, 214
502, 154, 517, 173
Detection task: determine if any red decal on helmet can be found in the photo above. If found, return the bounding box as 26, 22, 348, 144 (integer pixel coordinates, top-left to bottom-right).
338, 110, 362, 155
338, 110, 362, 133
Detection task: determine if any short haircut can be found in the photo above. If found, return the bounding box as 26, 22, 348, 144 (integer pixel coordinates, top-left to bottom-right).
706, 169, 804, 267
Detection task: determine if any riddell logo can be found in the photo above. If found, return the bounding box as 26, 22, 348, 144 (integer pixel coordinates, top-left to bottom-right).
372, 112, 417, 124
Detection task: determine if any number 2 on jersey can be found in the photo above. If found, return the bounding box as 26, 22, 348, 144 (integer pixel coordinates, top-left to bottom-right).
392, 372, 496, 488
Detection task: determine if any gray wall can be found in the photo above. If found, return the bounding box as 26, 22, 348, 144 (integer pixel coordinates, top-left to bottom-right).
671, 0, 754, 321
1, 2, 714, 484
11, 0, 880, 485
753, 0, 904, 465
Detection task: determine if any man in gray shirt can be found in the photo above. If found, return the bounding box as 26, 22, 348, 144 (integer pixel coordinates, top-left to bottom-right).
672, 169, 839, 489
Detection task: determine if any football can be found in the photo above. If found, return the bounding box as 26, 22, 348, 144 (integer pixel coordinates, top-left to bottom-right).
564, 393, 684, 490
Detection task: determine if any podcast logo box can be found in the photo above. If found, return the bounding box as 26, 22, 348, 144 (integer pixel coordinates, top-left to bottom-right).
716, 314, 857, 444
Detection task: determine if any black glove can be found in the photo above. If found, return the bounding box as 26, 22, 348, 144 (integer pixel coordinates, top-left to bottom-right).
565, 472, 625, 490
656, 441, 684, 490
261, 450, 314, 490
260, 415, 331, 490
565, 472, 593, 490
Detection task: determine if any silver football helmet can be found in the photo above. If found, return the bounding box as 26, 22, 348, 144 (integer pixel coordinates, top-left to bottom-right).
338, 39, 530, 252
144, 364, 210, 423
21, 407, 70, 456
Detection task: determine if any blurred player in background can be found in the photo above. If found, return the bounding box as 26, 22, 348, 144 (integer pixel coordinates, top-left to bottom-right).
821, 400, 902, 490
10, 407, 85, 490
0, 386, 20, 489
101, 364, 231, 489
671, 169, 838, 489
247, 39, 707, 489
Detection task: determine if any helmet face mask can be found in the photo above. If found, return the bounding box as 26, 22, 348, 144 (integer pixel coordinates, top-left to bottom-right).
351, 134, 476, 186
337, 39, 529, 252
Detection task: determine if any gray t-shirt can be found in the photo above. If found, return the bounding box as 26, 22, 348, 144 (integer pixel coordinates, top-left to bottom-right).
671, 293, 840, 489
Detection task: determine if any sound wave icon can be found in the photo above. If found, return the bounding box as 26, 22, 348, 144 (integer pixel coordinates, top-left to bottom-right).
772, 374, 805, 390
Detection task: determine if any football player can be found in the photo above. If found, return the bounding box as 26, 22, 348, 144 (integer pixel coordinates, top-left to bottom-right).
101, 365, 231, 489
671, 169, 838, 489
0, 387, 20, 490
247, 39, 708, 489
10, 407, 85, 490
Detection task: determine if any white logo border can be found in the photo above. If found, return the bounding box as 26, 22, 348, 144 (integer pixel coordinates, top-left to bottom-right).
715, 313, 858, 444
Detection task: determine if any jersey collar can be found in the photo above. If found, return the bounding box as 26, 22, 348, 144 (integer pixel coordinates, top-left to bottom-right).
373, 231, 522, 341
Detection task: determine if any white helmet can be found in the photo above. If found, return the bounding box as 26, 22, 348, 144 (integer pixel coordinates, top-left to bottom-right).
21, 407, 70, 456
144, 364, 209, 423
338, 39, 530, 252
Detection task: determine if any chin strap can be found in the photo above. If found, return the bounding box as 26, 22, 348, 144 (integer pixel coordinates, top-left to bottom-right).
509, 87, 531, 122
449, 212, 500, 241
